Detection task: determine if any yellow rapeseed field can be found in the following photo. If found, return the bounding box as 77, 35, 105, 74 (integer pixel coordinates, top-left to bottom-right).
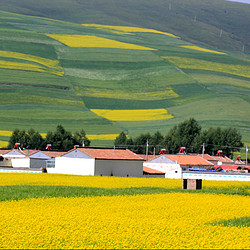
87, 134, 120, 140
163, 56, 250, 78
0, 193, 249, 249
82, 24, 179, 38
0, 140, 8, 148
44, 34, 156, 50
0, 59, 64, 76
75, 86, 179, 101
90, 109, 174, 121
0, 173, 181, 188
0, 50, 62, 69
180, 45, 226, 54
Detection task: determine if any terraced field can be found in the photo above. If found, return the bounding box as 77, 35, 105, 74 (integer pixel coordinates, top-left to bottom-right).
0, 10, 249, 146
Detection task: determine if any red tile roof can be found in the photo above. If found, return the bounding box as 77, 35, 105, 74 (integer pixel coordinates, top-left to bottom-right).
211, 156, 233, 163
165, 154, 213, 166
137, 154, 157, 161
40, 151, 66, 158
0, 149, 11, 155
143, 166, 165, 174
196, 154, 217, 161
214, 165, 238, 170
77, 148, 143, 161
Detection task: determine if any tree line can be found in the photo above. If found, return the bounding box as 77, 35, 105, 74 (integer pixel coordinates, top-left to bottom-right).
8, 125, 90, 151
114, 118, 243, 157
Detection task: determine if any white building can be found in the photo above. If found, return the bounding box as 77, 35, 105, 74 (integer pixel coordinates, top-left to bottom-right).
143, 155, 182, 179
48, 147, 144, 177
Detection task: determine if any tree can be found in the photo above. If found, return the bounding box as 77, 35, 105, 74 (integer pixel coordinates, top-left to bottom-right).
164, 118, 201, 153
149, 131, 164, 154
133, 133, 151, 154
73, 129, 91, 147
27, 128, 45, 149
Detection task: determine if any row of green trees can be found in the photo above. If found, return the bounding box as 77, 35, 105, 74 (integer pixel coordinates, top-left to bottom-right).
8, 125, 90, 151
114, 118, 243, 157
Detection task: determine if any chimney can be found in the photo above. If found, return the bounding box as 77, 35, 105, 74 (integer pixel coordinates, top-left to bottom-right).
74, 145, 79, 149
46, 144, 52, 151
179, 147, 186, 154
14, 142, 20, 149
159, 149, 167, 155
216, 150, 223, 157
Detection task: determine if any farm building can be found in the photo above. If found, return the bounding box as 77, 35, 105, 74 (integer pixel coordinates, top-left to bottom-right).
47, 147, 144, 177
0, 149, 65, 169
148, 154, 214, 170
143, 155, 182, 179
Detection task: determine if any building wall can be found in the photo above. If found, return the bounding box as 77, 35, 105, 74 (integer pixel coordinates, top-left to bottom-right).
12, 158, 30, 168
30, 159, 47, 169
0, 160, 12, 167
143, 163, 182, 179
95, 160, 143, 177
48, 157, 95, 175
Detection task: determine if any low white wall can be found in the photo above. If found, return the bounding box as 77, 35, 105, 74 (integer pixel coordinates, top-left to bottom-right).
47, 157, 95, 175
12, 158, 30, 168
183, 172, 250, 181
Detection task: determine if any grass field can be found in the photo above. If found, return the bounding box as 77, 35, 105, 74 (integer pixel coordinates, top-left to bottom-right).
0, 9, 249, 145
0, 173, 249, 249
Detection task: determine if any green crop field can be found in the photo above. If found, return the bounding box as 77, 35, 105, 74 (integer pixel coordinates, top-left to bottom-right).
0, 0, 249, 146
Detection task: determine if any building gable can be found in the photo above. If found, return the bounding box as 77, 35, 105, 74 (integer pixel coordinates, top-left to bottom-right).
62, 149, 93, 159
2, 149, 25, 158
148, 155, 176, 164
29, 151, 51, 160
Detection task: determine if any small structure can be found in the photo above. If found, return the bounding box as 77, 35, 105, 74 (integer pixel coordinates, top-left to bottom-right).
48, 147, 144, 177
143, 155, 182, 179
183, 179, 202, 190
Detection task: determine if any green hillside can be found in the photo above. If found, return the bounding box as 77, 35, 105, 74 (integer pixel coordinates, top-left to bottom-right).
0, 2, 249, 146
0, 0, 249, 52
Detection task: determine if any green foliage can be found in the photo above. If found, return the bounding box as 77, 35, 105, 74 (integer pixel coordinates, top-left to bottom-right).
0, 183, 249, 202
165, 118, 202, 153
45, 125, 90, 151
8, 125, 91, 150
8, 128, 44, 149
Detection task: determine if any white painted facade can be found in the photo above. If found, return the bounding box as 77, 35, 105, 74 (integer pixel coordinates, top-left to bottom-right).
47, 148, 143, 177
12, 158, 30, 168
144, 155, 182, 179
183, 172, 250, 181
48, 157, 95, 175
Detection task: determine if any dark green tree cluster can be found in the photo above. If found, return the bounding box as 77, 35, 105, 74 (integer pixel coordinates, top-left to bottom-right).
114, 118, 243, 157
8, 125, 90, 151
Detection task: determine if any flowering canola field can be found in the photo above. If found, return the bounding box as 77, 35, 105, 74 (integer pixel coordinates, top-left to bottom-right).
0, 193, 249, 249
90, 109, 173, 121
0, 174, 249, 249
0, 51, 63, 76
82, 24, 179, 38
180, 45, 226, 54
45, 34, 156, 50
163, 56, 250, 78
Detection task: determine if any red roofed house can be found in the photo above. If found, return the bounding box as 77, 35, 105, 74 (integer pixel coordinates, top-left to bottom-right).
163, 154, 214, 170
48, 147, 144, 177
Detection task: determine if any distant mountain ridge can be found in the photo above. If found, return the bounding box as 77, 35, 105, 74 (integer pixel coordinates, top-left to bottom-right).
0, 0, 249, 52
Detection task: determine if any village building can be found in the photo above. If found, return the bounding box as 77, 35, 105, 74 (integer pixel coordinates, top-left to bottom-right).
143, 155, 182, 178
47, 147, 144, 177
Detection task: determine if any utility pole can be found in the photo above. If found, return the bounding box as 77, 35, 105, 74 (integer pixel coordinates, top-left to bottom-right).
220, 29, 223, 37
146, 139, 149, 161
202, 143, 205, 158
246, 145, 248, 167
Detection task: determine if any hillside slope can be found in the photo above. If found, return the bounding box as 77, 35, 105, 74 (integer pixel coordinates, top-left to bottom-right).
0, 6, 249, 147
0, 0, 249, 52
